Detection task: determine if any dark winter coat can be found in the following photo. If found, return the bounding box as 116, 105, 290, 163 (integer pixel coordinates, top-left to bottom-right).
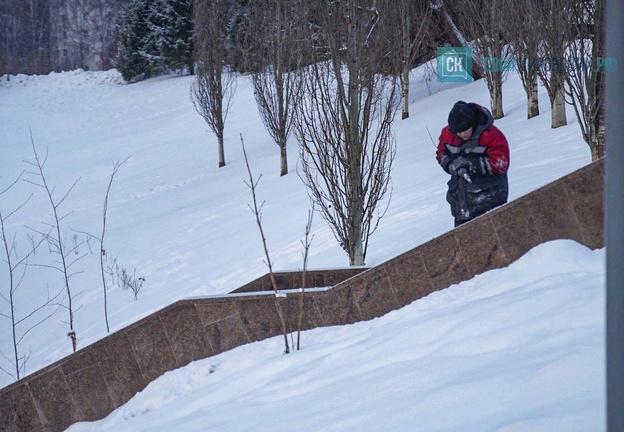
436, 104, 510, 226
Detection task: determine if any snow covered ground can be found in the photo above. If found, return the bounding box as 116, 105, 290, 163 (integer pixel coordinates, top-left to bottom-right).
0, 64, 603, 431
65, 240, 604, 432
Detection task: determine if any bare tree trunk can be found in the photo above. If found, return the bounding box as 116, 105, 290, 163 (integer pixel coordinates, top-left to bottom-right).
217, 129, 225, 168
593, 72, 606, 159
401, 68, 410, 120
280, 143, 288, 176
490, 78, 504, 119
527, 77, 540, 119
551, 84, 567, 129
346, 3, 365, 267
530, 0, 569, 129
538, 71, 568, 129
395, 0, 431, 120
97, 158, 128, 333
589, 128, 601, 160
296, 206, 314, 351
400, 2, 410, 120
503, 0, 541, 119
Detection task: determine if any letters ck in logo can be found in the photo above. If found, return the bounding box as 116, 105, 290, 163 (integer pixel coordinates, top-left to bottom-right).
437, 47, 473, 83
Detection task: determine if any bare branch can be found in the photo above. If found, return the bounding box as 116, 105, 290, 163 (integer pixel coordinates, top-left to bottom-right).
296, 205, 315, 351
27, 131, 80, 352
97, 156, 129, 332
0, 171, 24, 194
0, 171, 61, 380
241, 134, 290, 354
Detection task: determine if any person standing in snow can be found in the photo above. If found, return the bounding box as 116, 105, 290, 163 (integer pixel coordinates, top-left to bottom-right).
436, 101, 510, 227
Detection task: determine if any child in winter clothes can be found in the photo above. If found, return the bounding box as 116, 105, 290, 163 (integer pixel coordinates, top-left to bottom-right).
436, 101, 510, 227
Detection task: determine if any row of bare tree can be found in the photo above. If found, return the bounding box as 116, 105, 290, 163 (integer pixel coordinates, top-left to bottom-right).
448, 0, 605, 159
190, 0, 605, 267
192, 0, 432, 266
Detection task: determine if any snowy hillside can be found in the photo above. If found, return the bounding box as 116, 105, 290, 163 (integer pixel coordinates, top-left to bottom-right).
0, 65, 603, 430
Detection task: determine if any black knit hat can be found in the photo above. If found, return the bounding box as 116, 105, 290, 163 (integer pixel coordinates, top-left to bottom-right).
448, 101, 477, 133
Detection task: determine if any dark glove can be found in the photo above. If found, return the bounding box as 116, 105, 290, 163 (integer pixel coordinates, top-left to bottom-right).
449, 156, 470, 175
449, 156, 473, 183
439, 155, 453, 173
451, 156, 492, 177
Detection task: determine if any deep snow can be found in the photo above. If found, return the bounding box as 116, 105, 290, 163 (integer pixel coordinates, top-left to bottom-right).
0, 64, 602, 431
66, 240, 605, 432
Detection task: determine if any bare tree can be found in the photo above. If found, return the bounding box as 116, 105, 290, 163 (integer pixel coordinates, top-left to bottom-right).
24, 135, 84, 352
296, 206, 314, 351
563, 0, 605, 160
504, 0, 541, 119
99, 160, 122, 331
534, 0, 568, 129
76, 158, 128, 332
394, 0, 432, 120
241, 135, 290, 354
247, 0, 305, 176
0, 174, 61, 380
294, 0, 398, 266
450, 0, 511, 119
430, 0, 484, 81
191, 0, 236, 168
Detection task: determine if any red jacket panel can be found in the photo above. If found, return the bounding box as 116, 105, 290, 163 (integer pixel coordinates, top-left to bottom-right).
436, 110, 510, 175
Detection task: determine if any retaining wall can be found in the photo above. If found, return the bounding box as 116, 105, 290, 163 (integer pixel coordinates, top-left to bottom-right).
230, 267, 368, 293
0, 159, 604, 432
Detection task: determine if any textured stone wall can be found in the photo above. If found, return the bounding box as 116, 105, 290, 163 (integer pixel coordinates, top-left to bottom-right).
0, 268, 370, 432
231, 268, 368, 293
0, 159, 604, 432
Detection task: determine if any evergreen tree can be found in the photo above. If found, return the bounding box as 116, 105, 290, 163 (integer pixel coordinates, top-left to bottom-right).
142, 0, 167, 72
116, 0, 153, 81
116, 0, 193, 81
225, 0, 253, 72
160, 0, 194, 73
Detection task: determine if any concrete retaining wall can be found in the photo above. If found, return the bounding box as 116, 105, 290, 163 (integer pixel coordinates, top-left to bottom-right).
0, 159, 604, 432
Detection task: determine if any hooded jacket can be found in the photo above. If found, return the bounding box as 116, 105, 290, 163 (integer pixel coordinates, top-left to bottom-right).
436, 103, 510, 225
